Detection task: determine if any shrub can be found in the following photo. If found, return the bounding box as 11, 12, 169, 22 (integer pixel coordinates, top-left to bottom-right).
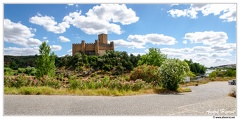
25, 66, 37, 76
18, 68, 26, 74
130, 64, 159, 83
4, 67, 14, 76
69, 79, 80, 90
158, 59, 190, 91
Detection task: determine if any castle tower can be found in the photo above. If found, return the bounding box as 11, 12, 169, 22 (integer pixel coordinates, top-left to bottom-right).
98, 33, 108, 44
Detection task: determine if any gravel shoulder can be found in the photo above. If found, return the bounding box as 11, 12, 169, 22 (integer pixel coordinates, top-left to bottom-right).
4, 81, 236, 116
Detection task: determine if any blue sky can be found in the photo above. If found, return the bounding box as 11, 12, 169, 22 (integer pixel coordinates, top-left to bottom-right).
4, 4, 236, 67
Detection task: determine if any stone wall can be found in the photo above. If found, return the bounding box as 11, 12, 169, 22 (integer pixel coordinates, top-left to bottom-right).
72, 34, 114, 56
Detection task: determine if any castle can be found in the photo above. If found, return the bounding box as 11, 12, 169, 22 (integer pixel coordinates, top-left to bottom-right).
72, 34, 114, 56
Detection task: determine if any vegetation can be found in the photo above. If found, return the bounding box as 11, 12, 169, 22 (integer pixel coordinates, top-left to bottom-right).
130, 64, 159, 84
158, 59, 190, 91
184, 59, 206, 75
209, 68, 236, 79
4, 46, 235, 96
36, 41, 56, 78
138, 48, 167, 67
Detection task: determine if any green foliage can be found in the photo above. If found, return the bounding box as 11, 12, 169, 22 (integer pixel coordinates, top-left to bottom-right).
130, 64, 159, 84
159, 59, 190, 91
184, 59, 206, 75
4, 55, 37, 69
138, 48, 167, 67
18, 68, 26, 74
4, 67, 14, 76
25, 66, 37, 76
69, 79, 80, 90
185, 71, 196, 79
36, 42, 56, 78
209, 71, 217, 78
225, 68, 236, 77
209, 68, 236, 78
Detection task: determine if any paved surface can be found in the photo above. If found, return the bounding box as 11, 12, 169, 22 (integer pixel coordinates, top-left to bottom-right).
4, 81, 236, 116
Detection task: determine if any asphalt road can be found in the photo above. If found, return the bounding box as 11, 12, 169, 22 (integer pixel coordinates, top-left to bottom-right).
4, 81, 236, 116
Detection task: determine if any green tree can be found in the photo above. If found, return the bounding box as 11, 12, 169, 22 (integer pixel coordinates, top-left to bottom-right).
158, 59, 190, 91
184, 59, 206, 75
138, 48, 167, 67
36, 41, 56, 78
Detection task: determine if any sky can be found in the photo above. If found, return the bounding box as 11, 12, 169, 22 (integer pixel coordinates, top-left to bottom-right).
3, 3, 236, 67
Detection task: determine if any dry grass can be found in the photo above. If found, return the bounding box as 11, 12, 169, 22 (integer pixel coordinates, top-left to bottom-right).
4, 86, 155, 96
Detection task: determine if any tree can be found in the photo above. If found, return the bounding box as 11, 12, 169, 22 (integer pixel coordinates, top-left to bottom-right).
184, 59, 206, 75
36, 41, 56, 78
158, 59, 190, 91
138, 48, 167, 67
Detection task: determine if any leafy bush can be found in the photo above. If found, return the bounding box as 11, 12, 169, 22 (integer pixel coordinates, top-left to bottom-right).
130, 64, 159, 84
25, 66, 37, 76
158, 59, 190, 91
18, 68, 26, 74
4, 67, 14, 76
138, 48, 167, 67
69, 79, 80, 90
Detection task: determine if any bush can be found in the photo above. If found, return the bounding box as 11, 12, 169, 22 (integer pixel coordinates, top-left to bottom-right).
18, 68, 26, 74
4, 67, 14, 76
69, 79, 80, 90
130, 64, 159, 84
158, 59, 190, 91
25, 66, 37, 76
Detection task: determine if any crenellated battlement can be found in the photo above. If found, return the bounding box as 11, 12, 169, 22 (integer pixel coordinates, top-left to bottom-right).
72, 34, 114, 56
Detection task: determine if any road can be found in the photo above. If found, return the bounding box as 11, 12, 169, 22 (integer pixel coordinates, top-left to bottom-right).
4, 81, 236, 116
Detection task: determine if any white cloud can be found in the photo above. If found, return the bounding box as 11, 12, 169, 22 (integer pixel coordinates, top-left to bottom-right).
43, 37, 47, 40
86, 4, 139, 25
50, 45, 62, 51
168, 4, 236, 22
144, 34, 177, 45
160, 42, 236, 67
211, 43, 236, 52
110, 39, 145, 49
64, 11, 121, 35
29, 13, 70, 34
63, 4, 139, 35
184, 31, 228, 45
4, 19, 42, 47
58, 36, 70, 42
219, 4, 236, 22
68, 4, 74, 6
4, 47, 39, 56
183, 40, 187, 44
67, 49, 72, 53
111, 34, 177, 49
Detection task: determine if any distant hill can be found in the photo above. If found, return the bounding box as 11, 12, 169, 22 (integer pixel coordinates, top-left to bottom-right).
4, 55, 38, 70
4, 55, 62, 70
209, 64, 236, 69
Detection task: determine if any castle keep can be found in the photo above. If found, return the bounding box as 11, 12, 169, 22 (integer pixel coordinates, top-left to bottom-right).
72, 34, 114, 56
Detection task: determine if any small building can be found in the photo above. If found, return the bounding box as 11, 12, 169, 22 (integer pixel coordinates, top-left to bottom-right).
72, 34, 114, 56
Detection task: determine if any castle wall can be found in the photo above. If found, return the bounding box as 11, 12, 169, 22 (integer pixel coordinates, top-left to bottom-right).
85, 44, 95, 51
72, 34, 114, 56
72, 44, 82, 55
